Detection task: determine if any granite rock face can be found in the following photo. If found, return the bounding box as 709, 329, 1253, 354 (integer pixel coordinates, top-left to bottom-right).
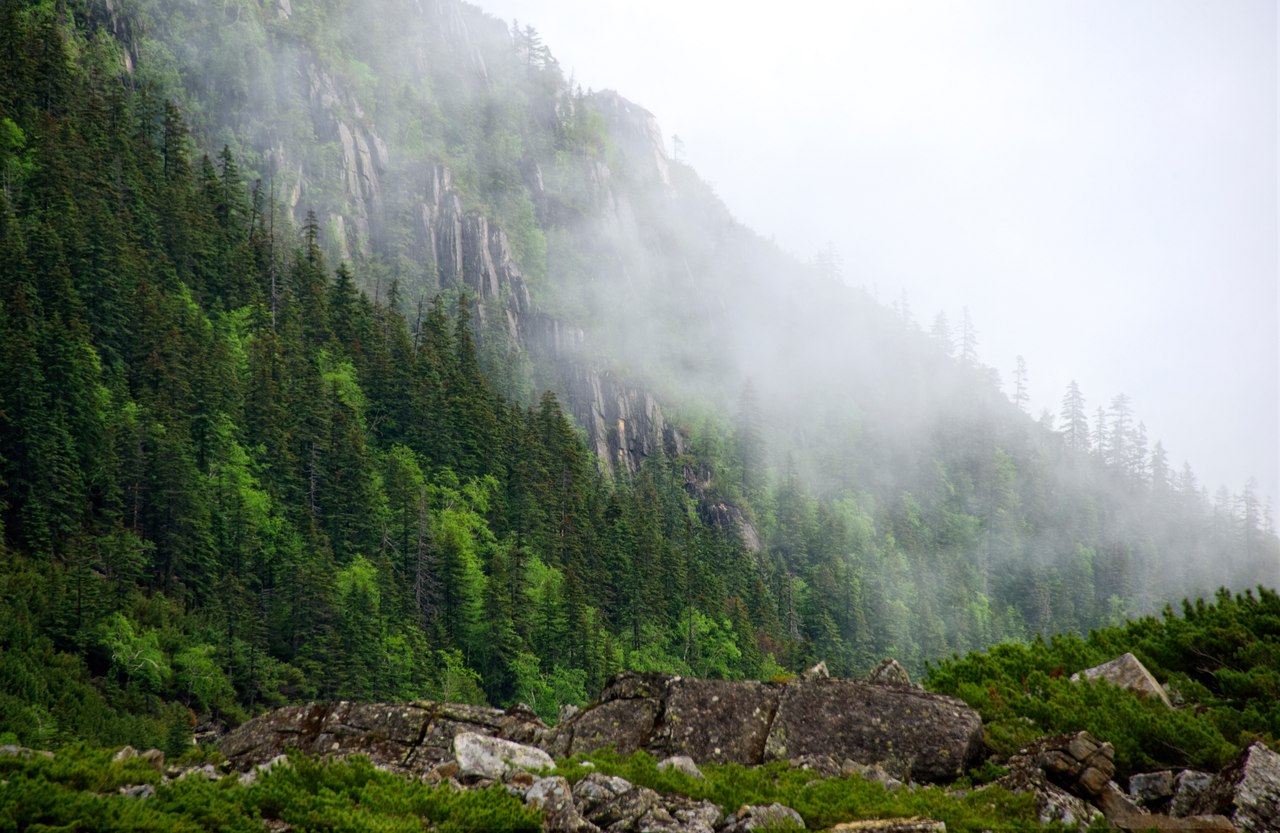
550, 671, 984, 783
218, 700, 545, 777
1071, 652, 1173, 708
1193, 743, 1280, 833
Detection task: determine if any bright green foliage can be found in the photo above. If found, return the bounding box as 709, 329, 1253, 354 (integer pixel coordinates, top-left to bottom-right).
0, 747, 541, 833
926, 587, 1280, 775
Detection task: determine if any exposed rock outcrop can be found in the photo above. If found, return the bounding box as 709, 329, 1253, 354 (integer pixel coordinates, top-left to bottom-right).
219, 700, 545, 777
1071, 652, 1173, 708
547, 671, 984, 784
1192, 743, 1280, 833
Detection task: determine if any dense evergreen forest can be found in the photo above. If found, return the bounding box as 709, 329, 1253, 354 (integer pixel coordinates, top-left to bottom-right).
0, 0, 1276, 759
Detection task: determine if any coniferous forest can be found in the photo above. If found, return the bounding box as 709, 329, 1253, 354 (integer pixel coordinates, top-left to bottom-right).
0, 0, 1276, 767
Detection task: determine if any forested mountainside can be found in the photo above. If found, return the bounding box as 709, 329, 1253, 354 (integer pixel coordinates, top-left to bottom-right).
0, 0, 1275, 753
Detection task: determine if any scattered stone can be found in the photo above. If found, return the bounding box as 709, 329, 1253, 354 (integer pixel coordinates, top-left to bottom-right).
239, 753, 291, 785
867, 658, 913, 688
571, 771, 668, 832
1130, 770, 1176, 810
1171, 771, 1215, 818
842, 760, 906, 792
138, 748, 165, 770
180, 763, 221, 781
657, 755, 705, 780
829, 819, 946, 832
119, 783, 156, 799
1036, 731, 1116, 798
113, 745, 138, 762
1070, 653, 1173, 708
525, 776, 599, 833
453, 732, 554, 782
997, 735, 1107, 827
1192, 742, 1280, 833
722, 802, 806, 831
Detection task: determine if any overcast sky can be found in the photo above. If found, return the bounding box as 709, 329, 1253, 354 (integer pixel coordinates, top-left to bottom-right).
477, 0, 1279, 505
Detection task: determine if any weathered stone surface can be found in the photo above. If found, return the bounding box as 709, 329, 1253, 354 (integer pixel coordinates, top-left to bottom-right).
0, 744, 53, 760
564, 697, 661, 757
120, 783, 157, 799
1100, 783, 1237, 833
1131, 770, 1177, 810
652, 678, 779, 765
657, 755, 705, 780
763, 679, 983, 782
526, 776, 600, 833
1193, 742, 1280, 832
219, 701, 545, 777
801, 661, 829, 680
572, 771, 666, 832
1037, 731, 1116, 798
1071, 652, 1173, 708
722, 803, 805, 832
453, 732, 554, 782
867, 658, 913, 688
1171, 771, 1216, 817
829, 820, 946, 832
997, 736, 1106, 827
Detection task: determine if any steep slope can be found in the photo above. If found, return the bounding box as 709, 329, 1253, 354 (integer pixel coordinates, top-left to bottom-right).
0, 0, 1275, 753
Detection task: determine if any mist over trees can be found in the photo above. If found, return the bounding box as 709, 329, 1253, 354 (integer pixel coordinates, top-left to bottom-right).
0, 0, 1274, 753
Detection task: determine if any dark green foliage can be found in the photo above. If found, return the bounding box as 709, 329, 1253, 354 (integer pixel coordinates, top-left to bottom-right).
926, 587, 1280, 775
0, 746, 541, 832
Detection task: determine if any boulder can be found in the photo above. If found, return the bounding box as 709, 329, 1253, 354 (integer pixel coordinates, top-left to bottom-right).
561, 697, 661, 757
657, 755, 705, 780
1192, 742, 1280, 832
997, 735, 1107, 827
763, 678, 984, 782
1070, 653, 1173, 708
867, 658, 913, 687
650, 678, 779, 765
452, 732, 554, 782
525, 776, 599, 833
722, 803, 806, 831
1098, 782, 1235, 833
1130, 770, 1176, 811
218, 701, 545, 777
829, 820, 946, 832
1170, 771, 1216, 817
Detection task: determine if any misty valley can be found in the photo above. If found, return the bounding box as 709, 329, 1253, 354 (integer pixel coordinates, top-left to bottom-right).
0, 0, 1276, 831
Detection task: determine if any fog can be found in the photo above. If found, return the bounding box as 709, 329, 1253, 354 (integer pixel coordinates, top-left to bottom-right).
477, 0, 1279, 504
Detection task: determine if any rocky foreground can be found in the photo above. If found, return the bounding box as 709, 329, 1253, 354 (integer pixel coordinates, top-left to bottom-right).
213, 659, 1280, 833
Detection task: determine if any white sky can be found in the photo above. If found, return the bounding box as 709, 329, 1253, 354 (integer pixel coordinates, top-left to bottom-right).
477, 0, 1279, 505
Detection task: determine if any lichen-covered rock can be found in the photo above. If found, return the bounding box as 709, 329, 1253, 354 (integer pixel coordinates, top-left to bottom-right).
1193, 742, 1280, 832
763, 679, 983, 783
867, 658, 913, 687
1171, 771, 1216, 817
564, 698, 661, 757
1130, 770, 1177, 811
525, 776, 600, 833
218, 701, 546, 777
452, 732, 554, 782
650, 678, 779, 765
721, 803, 805, 831
1071, 653, 1173, 708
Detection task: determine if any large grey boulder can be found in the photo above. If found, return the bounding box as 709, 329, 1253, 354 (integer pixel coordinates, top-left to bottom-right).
452, 732, 554, 781
721, 803, 805, 831
1193, 742, 1280, 832
763, 678, 984, 782
1071, 653, 1173, 708
554, 672, 983, 784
